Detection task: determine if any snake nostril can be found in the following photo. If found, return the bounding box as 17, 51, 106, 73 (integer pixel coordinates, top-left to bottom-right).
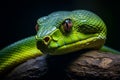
44, 36, 50, 42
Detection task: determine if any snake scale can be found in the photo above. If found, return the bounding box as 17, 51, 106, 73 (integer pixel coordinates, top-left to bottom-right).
0, 10, 119, 74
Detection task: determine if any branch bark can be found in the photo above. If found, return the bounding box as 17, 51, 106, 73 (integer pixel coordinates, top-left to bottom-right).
3, 50, 120, 80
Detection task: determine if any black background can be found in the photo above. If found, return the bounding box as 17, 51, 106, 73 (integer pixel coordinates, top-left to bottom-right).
0, 0, 120, 51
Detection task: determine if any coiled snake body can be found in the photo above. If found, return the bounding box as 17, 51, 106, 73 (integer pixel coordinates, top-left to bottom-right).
0, 10, 119, 74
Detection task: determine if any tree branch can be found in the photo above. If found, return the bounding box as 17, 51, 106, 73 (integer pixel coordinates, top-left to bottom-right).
3, 50, 120, 80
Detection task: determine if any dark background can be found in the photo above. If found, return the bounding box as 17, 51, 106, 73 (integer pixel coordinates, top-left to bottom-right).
0, 0, 120, 51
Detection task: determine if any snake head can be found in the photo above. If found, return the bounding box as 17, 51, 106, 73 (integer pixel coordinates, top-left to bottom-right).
35, 10, 107, 55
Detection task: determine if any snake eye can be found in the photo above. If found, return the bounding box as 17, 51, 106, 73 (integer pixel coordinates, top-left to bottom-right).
62, 19, 72, 32
35, 24, 39, 31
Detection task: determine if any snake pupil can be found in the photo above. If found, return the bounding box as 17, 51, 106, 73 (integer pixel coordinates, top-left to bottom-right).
63, 19, 72, 32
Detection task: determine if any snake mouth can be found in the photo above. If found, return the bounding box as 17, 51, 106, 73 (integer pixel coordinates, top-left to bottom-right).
49, 36, 105, 55
37, 36, 105, 55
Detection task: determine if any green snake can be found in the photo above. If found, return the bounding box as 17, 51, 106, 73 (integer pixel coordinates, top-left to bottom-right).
0, 10, 119, 74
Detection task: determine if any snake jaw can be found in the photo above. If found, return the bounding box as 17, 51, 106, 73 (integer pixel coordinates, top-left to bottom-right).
36, 31, 105, 55
49, 37, 105, 55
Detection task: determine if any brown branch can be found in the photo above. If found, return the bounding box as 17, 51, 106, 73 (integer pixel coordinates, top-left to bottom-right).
2, 50, 120, 80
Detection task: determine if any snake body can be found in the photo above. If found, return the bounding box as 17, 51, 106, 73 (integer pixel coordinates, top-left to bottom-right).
0, 10, 119, 74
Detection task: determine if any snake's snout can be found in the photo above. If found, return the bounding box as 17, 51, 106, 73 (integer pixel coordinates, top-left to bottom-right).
36, 35, 51, 46
36, 36, 52, 53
